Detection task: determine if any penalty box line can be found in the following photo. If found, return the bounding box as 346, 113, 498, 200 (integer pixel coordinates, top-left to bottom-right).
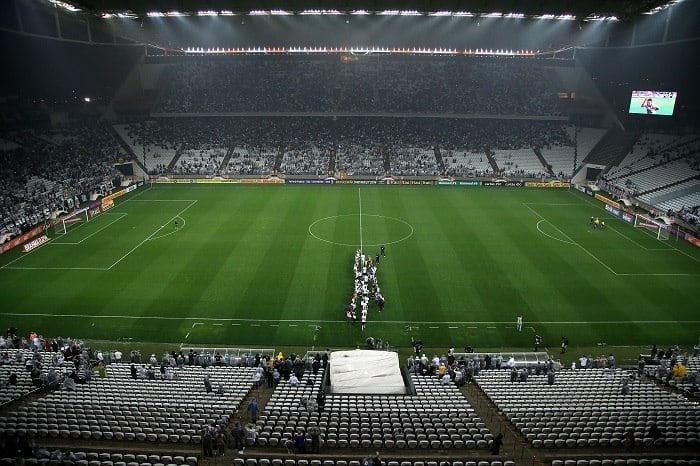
523, 202, 619, 276
569, 190, 700, 265
52, 213, 128, 245
107, 200, 197, 270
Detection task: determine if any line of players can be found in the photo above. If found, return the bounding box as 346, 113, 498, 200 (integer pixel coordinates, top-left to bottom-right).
346, 247, 386, 331
589, 216, 606, 229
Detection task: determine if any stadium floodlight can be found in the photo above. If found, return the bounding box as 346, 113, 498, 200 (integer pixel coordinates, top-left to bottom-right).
453, 11, 475, 16
380, 10, 421, 16
101, 12, 115, 18
643, 0, 683, 15
165, 11, 186, 17
351, 10, 370, 15
504, 13, 525, 18
300, 9, 342, 15
535, 14, 556, 19
585, 14, 619, 21
220, 10, 235, 16
147, 11, 165, 17
482, 12, 503, 17
428, 11, 453, 16
556, 14, 576, 20
48, 0, 80, 12
270, 10, 292, 15
197, 10, 218, 16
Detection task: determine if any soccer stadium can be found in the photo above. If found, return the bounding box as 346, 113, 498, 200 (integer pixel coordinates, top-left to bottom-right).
1, 0, 699, 464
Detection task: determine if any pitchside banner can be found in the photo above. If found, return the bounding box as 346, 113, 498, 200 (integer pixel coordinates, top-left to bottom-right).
595, 194, 621, 210
525, 181, 571, 188
286, 179, 336, 184
437, 180, 482, 186
605, 204, 622, 217
1, 225, 45, 254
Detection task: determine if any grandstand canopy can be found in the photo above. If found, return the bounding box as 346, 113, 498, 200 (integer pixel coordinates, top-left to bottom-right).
67, 0, 673, 21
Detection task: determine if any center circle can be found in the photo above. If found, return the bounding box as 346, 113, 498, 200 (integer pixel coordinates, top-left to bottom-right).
308, 214, 414, 247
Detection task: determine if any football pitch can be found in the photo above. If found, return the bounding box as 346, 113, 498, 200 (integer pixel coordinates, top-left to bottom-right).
1, 184, 698, 352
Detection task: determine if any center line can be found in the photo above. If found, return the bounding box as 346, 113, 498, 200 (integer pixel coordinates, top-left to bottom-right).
358, 187, 364, 251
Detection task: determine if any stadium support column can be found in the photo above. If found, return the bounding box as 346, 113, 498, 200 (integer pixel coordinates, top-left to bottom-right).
14, 0, 23, 33
662, 5, 672, 43
53, 6, 62, 39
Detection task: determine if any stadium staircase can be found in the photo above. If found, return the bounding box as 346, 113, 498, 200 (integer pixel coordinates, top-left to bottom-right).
274, 149, 284, 173
433, 147, 446, 175
582, 130, 639, 169
533, 147, 555, 177
485, 150, 500, 174
218, 147, 235, 173
167, 151, 183, 172
382, 148, 391, 175
329, 147, 337, 175
108, 125, 150, 174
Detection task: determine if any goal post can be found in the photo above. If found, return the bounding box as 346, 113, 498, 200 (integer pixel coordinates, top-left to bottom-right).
54, 208, 89, 235
633, 213, 670, 240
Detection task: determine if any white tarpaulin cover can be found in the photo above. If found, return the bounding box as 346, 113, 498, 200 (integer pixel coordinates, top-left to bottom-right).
329, 350, 406, 394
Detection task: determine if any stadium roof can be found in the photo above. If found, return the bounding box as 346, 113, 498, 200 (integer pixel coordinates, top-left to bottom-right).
67, 0, 673, 21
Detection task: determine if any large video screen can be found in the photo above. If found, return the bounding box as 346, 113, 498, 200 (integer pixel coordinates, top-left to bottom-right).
628, 90, 677, 116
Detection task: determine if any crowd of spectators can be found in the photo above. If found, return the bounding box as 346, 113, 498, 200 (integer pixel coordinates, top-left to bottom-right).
0, 123, 126, 242
641, 344, 700, 396
125, 117, 572, 178
155, 56, 563, 116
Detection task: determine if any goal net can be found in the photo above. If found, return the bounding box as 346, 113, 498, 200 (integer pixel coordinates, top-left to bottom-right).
54, 209, 89, 235
634, 213, 670, 240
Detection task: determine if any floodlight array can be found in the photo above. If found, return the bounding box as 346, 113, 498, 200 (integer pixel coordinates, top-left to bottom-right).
182, 46, 539, 57
97, 7, 630, 21
300, 9, 342, 15
48, 0, 80, 12
643, 0, 684, 15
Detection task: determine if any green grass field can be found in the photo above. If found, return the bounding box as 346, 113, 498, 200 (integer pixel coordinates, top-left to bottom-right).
1, 184, 698, 353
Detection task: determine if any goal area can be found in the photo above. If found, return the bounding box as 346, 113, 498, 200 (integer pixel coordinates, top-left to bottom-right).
54, 206, 103, 235
633, 213, 670, 240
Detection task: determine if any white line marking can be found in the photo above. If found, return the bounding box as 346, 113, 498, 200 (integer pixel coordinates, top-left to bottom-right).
184, 332, 190, 339
524, 203, 618, 275
569, 190, 700, 265
212, 323, 223, 326
150, 215, 185, 241
536, 219, 576, 245
448, 326, 459, 329
3, 266, 108, 271
51, 213, 128, 245
523, 203, 583, 206
288, 324, 298, 327
107, 200, 197, 270
2, 313, 699, 325
428, 326, 439, 329
270, 324, 279, 327
486, 326, 497, 329
358, 187, 363, 250
128, 199, 199, 202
